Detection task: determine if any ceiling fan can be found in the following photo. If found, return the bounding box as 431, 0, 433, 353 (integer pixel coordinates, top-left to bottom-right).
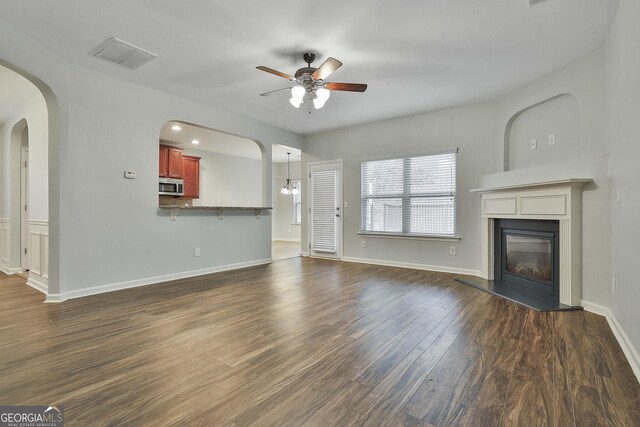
256, 53, 367, 109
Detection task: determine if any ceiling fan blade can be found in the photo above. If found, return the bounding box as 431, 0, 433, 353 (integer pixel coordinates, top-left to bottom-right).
324, 82, 368, 92
256, 66, 295, 81
260, 87, 292, 96
312, 57, 343, 81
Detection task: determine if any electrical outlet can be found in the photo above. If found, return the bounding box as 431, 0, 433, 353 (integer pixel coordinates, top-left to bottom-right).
530, 139, 537, 150
195, 248, 201, 257
548, 133, 556, 145
361, 241, 366, 248
612, 277, 616, 293
449, 246, 456, 256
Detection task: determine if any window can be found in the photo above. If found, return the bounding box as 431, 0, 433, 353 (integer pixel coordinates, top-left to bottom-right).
361, 151, 457, 236
292, 180, 302, 224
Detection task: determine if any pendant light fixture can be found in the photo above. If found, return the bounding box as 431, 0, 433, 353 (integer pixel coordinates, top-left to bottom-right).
281, 152, 298, 195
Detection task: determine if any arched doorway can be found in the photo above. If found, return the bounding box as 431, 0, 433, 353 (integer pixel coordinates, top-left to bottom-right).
0, 63, 51, 296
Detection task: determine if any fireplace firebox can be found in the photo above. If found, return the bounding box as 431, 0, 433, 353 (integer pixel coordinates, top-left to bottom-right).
494, 219, 559, 302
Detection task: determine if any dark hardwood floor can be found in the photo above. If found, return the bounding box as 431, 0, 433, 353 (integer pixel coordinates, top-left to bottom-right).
1, 258, 639, 426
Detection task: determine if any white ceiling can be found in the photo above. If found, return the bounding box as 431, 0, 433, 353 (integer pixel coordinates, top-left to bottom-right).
160, 121, 301, 163
272, 144, 302, 164
0, 0, 619, 134
0, 65, 40, 123
160, 121, 262, 160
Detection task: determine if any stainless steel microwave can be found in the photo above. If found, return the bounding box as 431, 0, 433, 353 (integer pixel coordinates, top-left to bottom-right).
159, 178, 184, 196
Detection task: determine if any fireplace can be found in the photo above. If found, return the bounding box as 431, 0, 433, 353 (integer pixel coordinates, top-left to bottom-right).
469, 177, 591, 308
494, 219, 559, 301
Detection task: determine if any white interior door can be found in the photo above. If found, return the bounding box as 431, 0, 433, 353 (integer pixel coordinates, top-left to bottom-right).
309, 161, 342, 259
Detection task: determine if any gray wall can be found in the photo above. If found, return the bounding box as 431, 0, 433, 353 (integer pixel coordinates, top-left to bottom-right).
0, 18, 303, 296
508, 94, 580, 170
605, 0, 640, 360
494, 48, 611, 308
302, 103, 497, 274
302, 46, 612, 309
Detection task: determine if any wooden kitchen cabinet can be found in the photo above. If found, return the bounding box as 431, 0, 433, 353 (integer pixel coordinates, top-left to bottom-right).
159, 145, 183, 178
182, 155, 200, 199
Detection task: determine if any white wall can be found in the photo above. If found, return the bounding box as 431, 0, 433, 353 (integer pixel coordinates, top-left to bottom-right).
272, 161, 301, 241
605, 0, 640, 366
302, 103, 497, 275
0, 17, 303, 298
180, 147, 262, 207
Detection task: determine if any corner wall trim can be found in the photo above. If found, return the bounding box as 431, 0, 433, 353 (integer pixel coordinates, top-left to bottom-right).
582, 299, 640, 384
54, 258, 273, 302
342, 256, 482, 277
45, 294, 65, 303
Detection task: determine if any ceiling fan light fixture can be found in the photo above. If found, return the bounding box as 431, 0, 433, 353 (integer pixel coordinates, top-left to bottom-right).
313, 87, 330, 109
257, 53, 367, 110
289, 86, 305, 108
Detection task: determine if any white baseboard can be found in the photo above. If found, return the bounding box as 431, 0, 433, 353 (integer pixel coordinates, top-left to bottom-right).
53, 258, 273, 302
26, 276, 48, 295
582, 299, 640, 384
342, 256, 482, 277
299, 252, 308, 257
272, 238, 302, 243
0, 265, 24, 275
581, 300, 609, 316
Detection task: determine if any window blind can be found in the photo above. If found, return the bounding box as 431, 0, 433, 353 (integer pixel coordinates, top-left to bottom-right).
361, 151, 457, 236
312, 168, 337, 253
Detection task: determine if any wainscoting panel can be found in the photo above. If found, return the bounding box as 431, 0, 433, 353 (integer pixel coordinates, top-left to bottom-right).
0, 219, 9, 265
42, 234, 49, 279
29, 232, 42, 275
27, 221, 48, 292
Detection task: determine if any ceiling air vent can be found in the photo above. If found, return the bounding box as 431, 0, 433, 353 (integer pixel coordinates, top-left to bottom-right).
529, 0, 547, 6
91, 37, 157, 70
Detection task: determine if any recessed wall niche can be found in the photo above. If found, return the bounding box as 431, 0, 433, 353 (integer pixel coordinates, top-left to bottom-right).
505, 94, 580, 171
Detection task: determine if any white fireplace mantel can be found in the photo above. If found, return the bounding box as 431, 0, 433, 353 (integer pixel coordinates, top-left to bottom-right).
471, 178, 592, 306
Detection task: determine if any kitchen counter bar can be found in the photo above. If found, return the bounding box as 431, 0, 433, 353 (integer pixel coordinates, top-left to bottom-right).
158, 206, 272, 220
159, 206, 272, 210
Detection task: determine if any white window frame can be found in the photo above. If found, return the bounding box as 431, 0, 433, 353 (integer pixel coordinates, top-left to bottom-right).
360, 150, 459, 240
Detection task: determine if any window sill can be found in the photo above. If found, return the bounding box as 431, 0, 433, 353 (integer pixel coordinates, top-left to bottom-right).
291, 223, 301, 226
358, 232, 461, 242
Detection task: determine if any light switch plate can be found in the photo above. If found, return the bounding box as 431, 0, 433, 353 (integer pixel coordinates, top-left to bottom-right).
548, 133, 556, 145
